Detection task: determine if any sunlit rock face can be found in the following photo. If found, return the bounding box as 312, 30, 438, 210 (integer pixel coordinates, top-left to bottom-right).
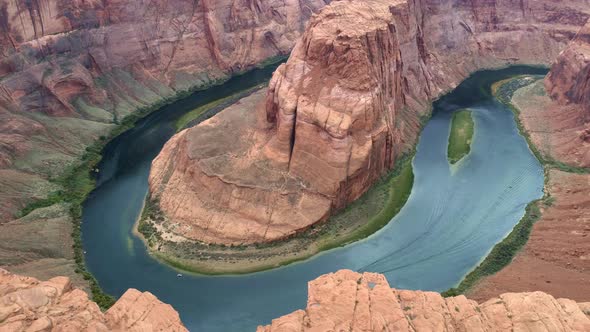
0, 0, 329, 220
149, 0, 590, 245
0, 269, 187, 331
257, 270, 590, 332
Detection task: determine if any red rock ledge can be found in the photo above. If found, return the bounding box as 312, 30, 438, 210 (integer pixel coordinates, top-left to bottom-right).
258, 270, 590, 332
0, 269, 187, 332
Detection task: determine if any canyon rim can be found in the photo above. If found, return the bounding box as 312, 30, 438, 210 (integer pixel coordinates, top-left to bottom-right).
2, 0, 590, 331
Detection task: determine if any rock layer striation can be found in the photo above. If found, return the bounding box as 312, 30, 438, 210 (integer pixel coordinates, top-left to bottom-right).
0, 0, 328, 220
0, 0, 327, 288
0, 269, 187, 331
258, 270, 590, 332
469, 21, 590, 302
150, 0, 590, 245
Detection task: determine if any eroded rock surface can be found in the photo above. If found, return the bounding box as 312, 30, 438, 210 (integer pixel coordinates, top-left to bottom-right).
469, 24, 590, 302
469, 169, 590, 303
0, 269, 187, 332
0, 0, 328, 219
0, 0, 327, 290
150, 0, 590, 245
258, 270, 590, 332
527, 19, 590, 167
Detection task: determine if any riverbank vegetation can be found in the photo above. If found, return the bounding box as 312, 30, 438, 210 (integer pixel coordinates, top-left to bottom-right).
175, 84, 265, 131
15, 59, 286, 309
447, 110, 474, 164
444, 74, 589, 297
137, 153, 415, 275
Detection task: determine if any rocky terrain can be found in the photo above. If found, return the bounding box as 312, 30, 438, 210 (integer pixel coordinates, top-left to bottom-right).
469, 20, 590, 303
0, 0, 327, 287
258, 270, 590, 332
0, 269, 187, 331
4, 268, 590, 332
150, 0, 590, 245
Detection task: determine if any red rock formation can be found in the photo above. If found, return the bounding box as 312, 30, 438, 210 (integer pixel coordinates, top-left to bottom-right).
546, 21, 590, 115
0, 0, 329, 220
258, 270, 590, 332
469, 169, 590, 303
0, 268, 187, 331
468, 21, 590, 302
149, 0, 590, 245
506, 20, 590, 168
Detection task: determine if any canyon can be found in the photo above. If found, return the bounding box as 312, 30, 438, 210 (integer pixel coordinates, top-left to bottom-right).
149, 0, 590, 246
2, 0, 590, 330
469, 20, 590, 303
0, 0, 327, 287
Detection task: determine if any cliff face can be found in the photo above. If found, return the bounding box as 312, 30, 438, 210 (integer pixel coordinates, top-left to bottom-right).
258, 270, 590, 332
0, 269, 187, 331
0, 0, 327, 287
149, 0, 590, 245
0, 0, 328, 220
546, 20, 590, 121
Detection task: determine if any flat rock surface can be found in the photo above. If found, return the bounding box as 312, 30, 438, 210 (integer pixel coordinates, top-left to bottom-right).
0, 269, 187, 332
258, 270, 590, 332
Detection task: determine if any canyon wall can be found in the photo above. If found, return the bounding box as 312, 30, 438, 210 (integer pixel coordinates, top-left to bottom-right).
258, 270, 590, 331
0, 268, 187, 331
0, 0, 327, 288
0, 0, 328, 220
468, 20, 590, 302
149, 0, 590, 245
546, 21, 590, 116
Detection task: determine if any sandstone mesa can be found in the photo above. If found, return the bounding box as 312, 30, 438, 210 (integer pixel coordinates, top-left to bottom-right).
149, 0, 590, 245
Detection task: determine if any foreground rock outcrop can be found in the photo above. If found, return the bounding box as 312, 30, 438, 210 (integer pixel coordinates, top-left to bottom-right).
0, 269, 187, 331
0, 0, 327, 289
258, 270, 590, 332
149, 0, 590, 245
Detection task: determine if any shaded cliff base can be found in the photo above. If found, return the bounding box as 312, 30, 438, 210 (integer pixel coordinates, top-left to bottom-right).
0, 269, 187, 332
138, 108, 415, 274
468, 77, 590, 302
258, 270, 590, 332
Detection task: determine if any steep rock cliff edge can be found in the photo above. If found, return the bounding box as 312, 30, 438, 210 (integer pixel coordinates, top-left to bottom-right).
0, 0, 327, 288
258, 270, 590, 332
0, 269, 187, 331
149, 0, 590, 245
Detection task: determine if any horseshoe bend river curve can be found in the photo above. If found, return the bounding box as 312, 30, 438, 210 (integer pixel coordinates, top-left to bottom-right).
82, 65, 546, 331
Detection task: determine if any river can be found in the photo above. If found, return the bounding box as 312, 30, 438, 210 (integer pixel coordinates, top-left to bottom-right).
82, 65, 546, 331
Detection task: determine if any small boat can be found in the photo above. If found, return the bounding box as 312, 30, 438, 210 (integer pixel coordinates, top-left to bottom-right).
177, 273, 183, 278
